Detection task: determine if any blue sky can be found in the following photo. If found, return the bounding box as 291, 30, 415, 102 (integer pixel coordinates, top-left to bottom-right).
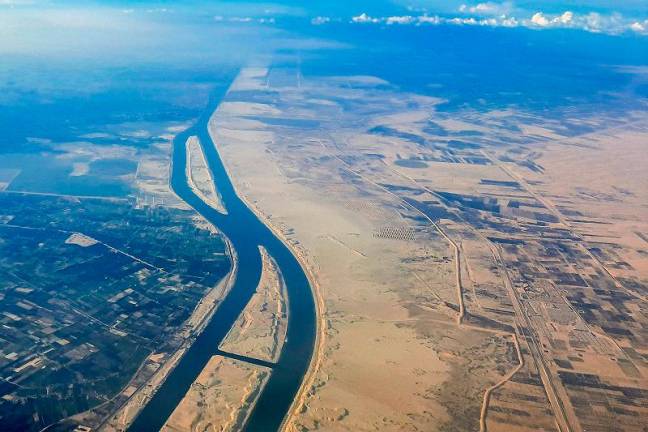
0, 0, 646, 118
1, 0, 647, 56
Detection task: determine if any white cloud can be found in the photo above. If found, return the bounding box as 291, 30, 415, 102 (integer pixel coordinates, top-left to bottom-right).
352, 13, 380, 24
311, 16, 330, 25
459, 2, 512, 16
214, 15, 275, 24
473, 3, 495, 12
630, 20, 647, 33
448, 17, 477, 25
345, 9, 647, 36
417, 15, 441, 24
559, 11, 573, 24
145, 8, 170, 14
386, 15, 415, 25
585, 12, 603, 31
0, 0, 37, 5
530, 11, 574, 27
500, 16, 518, 27
524, 11, 637, 34
530, 12, 549, 27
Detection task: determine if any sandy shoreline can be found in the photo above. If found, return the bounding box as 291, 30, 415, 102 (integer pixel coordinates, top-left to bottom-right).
234, 194, 325, 432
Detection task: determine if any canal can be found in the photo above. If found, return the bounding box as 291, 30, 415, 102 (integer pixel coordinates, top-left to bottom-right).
128, 84, 316, 432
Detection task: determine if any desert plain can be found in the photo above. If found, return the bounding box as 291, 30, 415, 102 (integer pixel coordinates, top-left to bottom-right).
195, 66, 648, 432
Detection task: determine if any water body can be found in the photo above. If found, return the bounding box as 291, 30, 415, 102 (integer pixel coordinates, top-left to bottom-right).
128, 87, 316, 431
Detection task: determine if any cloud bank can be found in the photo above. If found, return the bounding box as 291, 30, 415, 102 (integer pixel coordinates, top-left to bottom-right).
310, 2, 648, 36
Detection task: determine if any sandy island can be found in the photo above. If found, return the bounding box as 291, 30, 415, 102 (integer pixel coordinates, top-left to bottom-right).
186, 135, 227, 214
220, 246, 288, 363
162, 356, 270, 432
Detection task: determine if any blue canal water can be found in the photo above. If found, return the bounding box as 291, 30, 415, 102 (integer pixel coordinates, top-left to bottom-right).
128, 87, 316, 432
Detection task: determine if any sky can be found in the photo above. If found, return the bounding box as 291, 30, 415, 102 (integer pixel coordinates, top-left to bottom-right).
0, 0, 646, 147
1, 1, 647, 63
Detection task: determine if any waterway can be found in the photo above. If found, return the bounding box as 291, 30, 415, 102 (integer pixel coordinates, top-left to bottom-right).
128, 86, 316, 431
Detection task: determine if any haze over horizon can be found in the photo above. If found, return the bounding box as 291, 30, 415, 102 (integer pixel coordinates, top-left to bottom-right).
0, 1, 647, 432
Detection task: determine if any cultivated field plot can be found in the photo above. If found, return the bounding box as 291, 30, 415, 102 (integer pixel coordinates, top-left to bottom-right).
0, 194, 230, 431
